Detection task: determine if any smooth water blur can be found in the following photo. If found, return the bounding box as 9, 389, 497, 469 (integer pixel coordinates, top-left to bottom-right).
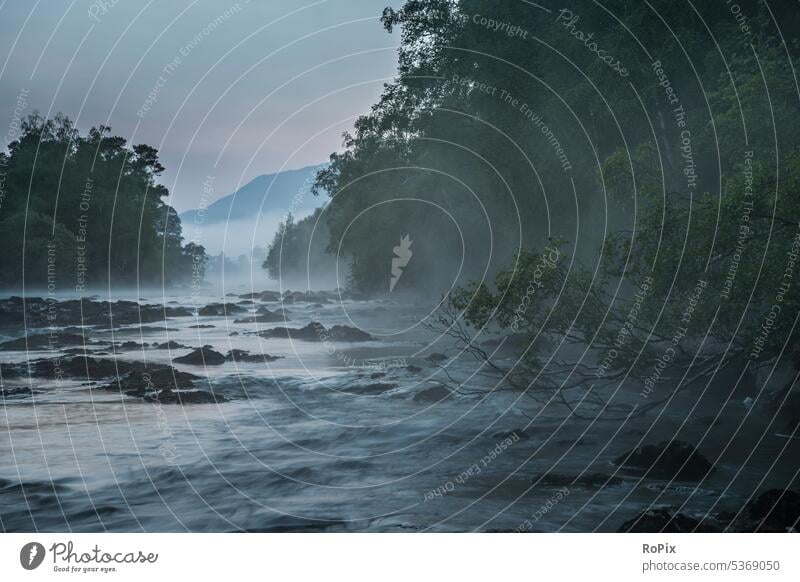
0, 291, 793, 532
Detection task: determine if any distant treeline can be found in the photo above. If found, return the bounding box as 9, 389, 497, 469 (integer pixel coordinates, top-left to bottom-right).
263, 208, 339, 288
0, 114, 206, 290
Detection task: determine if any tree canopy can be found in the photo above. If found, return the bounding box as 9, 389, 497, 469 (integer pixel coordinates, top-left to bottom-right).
0, 113, 206, 290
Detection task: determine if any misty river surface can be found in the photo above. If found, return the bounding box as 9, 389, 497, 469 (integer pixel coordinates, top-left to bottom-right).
0, 292, 791, 532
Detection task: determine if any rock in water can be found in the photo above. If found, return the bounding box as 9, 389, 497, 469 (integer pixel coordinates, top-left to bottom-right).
233, 311, 286, 324
613, 440, 713, 481
155, 341, 189, 350
413, 385, 453, 403
0, 333, 87, 351
144, 388, 225, 404
198, 303, 246, 316
618, 509, 720, 532
343, 382, 398, 395
225, 349, 282, 363
173, 345, 227, 366
258, 322, 372, 342
327, 325, 372, 342
744, 489, 800, 532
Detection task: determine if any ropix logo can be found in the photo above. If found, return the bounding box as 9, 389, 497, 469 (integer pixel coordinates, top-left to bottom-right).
389, 234, 413, 292
20, 542, 46, 570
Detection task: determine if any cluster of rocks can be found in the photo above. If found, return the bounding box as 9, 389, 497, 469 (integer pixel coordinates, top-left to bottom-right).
97, 367, 225, 404
618, 489, 800, 532
234, 288, 366, 303
197, 302, 248, 316
0, 354, 227, 405
0, 297, 192, 329
613, 440, 714, 481
172, 345, 282, 366
258, 322, 373, 342
233, 310, 287, 324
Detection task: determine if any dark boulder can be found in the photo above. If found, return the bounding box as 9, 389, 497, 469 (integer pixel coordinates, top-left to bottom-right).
0, 333, 86, 351
154, 341, 189, 350
173, 345, 227, 366
744, 489, 800, 532
99, 366, 199, 398
613, 441, 713, 481
413, 385, 453, 403
114, 341, 146, 350
327, 325, 372, 342
0, 362, 21, 379
198, 303, 246, 316
260, 322, 326, 341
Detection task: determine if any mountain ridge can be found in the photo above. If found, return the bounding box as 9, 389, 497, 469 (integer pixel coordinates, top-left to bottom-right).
179, 163, 327, 225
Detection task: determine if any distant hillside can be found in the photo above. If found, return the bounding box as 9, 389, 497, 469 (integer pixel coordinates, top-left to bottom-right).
180, 164, 327, 225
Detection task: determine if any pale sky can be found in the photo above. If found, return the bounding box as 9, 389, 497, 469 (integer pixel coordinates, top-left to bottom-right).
0, 0, 400, 212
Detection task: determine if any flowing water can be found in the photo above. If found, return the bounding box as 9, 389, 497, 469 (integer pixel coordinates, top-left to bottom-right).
0, 291, 794, 532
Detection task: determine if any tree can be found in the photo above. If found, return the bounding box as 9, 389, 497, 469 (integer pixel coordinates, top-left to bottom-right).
0, 113, 206, 289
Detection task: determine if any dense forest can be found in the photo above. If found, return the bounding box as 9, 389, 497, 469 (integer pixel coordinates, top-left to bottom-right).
0, 114, 206, 290
264, 0, 800, 414
263, 208, 338, 288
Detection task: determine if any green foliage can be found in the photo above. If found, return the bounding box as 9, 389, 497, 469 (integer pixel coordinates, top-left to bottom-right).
263, 208, 337, 286
311, 0, 800, 397
0, 114, 205, 289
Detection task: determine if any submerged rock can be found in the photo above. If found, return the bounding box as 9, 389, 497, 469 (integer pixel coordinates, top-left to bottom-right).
99, 367, 200, 398
777, 418, 800, 438
114, 340, 147, 350
613, 440, 713, 481
143, 388, 225, 404
425, 353, 449, 364
173, 345, 227, 366
742, 489, 800, 532
343, 382, 398, 395
0, 297, 193, 329
413, 385, 453, 403
260, 322, 325, 341
326, 325, 372, 342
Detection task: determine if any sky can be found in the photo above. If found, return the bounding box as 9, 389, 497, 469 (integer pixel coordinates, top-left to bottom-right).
0, 0, 400, 213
